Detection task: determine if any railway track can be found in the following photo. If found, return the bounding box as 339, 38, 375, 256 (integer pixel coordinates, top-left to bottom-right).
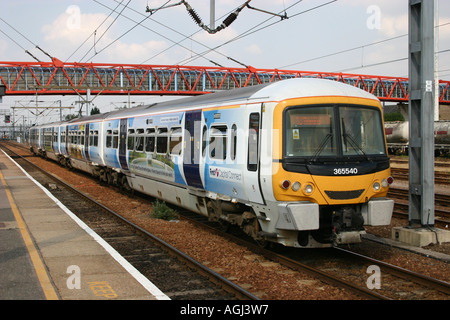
391, 167, 450, 185
1, 143, 258, 301
179, 210, 450, 300
390, 158, 450, 169
2, 141, 449, 300
388, 188, 450, 227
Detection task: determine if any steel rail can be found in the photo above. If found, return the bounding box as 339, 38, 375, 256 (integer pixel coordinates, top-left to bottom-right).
334, 247, 450, 296
176, 211, 391, 300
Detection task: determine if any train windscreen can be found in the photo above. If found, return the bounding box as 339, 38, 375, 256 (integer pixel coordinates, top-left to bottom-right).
285, 105, 386, 159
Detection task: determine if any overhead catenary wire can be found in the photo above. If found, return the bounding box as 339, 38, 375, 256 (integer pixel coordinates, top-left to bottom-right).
0, 16, 54, 62
94, 0, 224, 66
177, 0, 319, 66
182, 0, 251, 34
83, 0, 172, 62
146, 0, 252, 34
280, 21, 450, 71
103, 0, 242, 67
65, 0, 126, 62
78, 0, 131, 63
140, 2, 242, 66
141, 0, 303, 67
0, 29, 41, 62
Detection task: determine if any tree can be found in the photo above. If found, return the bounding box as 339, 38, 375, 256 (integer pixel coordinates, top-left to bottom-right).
65, 114, 78, 121
90, 106, 101, 115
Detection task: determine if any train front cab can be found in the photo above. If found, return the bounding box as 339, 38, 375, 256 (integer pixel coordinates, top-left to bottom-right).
270, 96, 394, 247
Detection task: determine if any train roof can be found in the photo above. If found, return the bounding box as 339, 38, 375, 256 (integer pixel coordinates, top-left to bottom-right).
100, 78, 378, 120
103, 82, 272, 120
33, 78, 379, 127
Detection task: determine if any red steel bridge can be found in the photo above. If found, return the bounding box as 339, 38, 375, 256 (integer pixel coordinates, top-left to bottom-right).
1, 59, 449, 104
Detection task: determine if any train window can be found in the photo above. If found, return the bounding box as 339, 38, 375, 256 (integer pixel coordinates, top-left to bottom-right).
285, 106, 337, 158
209, 125, 227, 160
113, 129, 119, 149
230, 124, 237, 161
248, 113, 259, 171
44, 130, 52, 148
145, 128, 156, 152
79, 131, 84, 145
89, 131, 94, 146
94, 131, 99, 147
202, 125, 207, 158
136, 129, 145, 152
339, 106, 386, 156
106, 130, 112, 148
169, 127, 182, 155
157, 128, 168, 154
127, 129, 135, 150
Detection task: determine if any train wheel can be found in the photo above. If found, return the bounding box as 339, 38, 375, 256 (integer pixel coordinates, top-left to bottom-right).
66, 158, 73, 170
242, 211, 267, 247
217, 220, 231, 232
120, 175, 133, 194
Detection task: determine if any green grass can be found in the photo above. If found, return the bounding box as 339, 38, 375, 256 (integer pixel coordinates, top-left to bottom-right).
150, 200, 178, 221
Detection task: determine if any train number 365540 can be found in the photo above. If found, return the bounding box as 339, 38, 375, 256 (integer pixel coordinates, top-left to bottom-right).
333, 168, 358, 175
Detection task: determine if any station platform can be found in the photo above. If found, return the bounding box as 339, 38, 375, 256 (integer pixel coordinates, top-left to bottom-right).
0, 150, 170, 300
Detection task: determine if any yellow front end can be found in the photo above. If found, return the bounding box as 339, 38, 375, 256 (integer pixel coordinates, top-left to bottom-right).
270, 96, 394, 246
272, 165, 391, 206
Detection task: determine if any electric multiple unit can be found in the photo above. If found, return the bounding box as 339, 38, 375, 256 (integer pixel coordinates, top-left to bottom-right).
29, 78, 394, 248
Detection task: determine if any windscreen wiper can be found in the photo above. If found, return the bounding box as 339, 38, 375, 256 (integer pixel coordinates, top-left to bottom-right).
342, 132, 369, 160
311, 133, 333, 162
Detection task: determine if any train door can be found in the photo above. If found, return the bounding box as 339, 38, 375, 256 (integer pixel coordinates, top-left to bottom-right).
51, 127, 57, 153
39, 128, 44, 150
118, 118, 129, 170
183, 110, 203, 188
245, 106, 265, 204
84, 123, 91, 161
65, 125, 69, 155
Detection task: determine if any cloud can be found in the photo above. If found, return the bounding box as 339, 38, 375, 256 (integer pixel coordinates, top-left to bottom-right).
380, 14, 408, 37
244, 44, 262, 56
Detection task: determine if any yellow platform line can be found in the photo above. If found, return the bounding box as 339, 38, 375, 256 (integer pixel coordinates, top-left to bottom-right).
0, 170, 59, 300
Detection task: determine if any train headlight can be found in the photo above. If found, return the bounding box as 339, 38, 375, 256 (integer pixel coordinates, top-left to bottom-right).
382, 179, 389, 188
304, 184, 314, 194
292, 182, 301, 192
373, 182, 381, 191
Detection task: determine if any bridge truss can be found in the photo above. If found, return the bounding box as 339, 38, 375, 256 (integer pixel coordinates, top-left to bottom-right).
0, 60, 449, 104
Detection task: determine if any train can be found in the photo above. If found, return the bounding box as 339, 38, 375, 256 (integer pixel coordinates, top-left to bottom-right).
28, 78, 394, 248
386, 121, 450, 156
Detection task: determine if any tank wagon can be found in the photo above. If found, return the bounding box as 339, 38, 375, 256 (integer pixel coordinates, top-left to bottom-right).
29, 78, 394, 248
385, 121, 450, 155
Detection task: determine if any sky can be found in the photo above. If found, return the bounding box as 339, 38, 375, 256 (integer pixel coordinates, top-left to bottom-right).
0, 0, 449, 125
